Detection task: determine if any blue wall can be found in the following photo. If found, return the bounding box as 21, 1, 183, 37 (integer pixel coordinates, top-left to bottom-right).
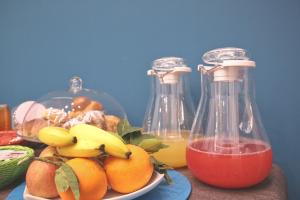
0, 0, 299, 199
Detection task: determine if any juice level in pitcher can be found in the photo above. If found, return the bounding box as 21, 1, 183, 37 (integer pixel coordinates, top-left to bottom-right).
187, 137, 272, 188
152, 131, 190, 168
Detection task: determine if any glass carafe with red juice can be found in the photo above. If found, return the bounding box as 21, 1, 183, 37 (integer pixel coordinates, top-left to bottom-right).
187, 48, 272, 188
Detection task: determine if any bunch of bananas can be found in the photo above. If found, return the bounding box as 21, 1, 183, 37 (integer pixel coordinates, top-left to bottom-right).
38, 124, 131, 159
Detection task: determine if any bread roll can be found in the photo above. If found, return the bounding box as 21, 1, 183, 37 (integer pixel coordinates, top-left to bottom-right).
72, 96, 91, 111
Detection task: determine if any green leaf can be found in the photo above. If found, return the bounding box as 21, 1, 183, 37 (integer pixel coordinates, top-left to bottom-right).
131, 134, 156, 145
55, 163, 80, 200
138, 138, 169, 153
117, 119, 141, 137
116, 119, 169, 152
150, 156, 173, 184
55, 169, 69, 192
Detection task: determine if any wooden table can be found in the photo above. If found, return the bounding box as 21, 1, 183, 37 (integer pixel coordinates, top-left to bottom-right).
0, 164, 287, 200
178, 165, 288, 200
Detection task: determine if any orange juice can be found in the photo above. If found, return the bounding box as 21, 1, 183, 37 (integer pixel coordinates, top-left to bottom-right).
152, 131, 190, 168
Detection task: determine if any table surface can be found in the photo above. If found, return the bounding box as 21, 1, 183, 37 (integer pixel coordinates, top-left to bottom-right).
0, 165, 287, 200
178, 165, 288, 200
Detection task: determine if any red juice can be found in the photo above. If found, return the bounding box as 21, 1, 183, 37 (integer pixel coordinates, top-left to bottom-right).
186, 138, 272, 188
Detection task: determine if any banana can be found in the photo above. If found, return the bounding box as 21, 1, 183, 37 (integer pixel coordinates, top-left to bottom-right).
108, 131, 125, 143
70, 124, 131, 159
38, 127, 77, 147
56, 139, 103, 157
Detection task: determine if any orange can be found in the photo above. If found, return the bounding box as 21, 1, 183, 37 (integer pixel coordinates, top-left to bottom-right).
59, 158, 107, 200
104, 144, 154, 194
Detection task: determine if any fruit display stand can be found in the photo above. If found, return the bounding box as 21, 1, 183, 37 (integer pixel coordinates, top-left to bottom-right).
0, 164, 288, 200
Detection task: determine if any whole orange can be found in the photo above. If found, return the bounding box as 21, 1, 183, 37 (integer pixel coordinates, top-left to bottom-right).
59, 158, 107, 200
104, 144, 154, 194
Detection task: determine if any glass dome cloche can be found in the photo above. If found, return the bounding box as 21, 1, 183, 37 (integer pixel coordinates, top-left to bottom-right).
14, 76, 127, 142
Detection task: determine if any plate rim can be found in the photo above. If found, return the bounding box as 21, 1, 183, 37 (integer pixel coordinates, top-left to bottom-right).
23, 171, 164, 200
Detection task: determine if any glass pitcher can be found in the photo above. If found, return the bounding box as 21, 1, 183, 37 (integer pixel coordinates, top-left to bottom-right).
187, 47, 272, 188
143, 57, 195, 168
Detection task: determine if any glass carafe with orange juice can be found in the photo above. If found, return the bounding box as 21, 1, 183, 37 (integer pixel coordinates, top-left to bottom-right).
143, 57, 195, 168
187, 47, 272, 188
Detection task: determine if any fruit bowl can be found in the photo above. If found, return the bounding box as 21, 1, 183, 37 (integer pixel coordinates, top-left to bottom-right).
0, 145, 34, 189
23, 171, 164, 200
14, 76, 127, 143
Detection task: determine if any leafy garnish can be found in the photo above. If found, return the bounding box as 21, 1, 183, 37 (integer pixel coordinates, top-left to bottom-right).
116, 119, 168, 153
55, 163, 80, 200
123, 131, 142, 145
55, 167, 69, 192
150, 156, 173, 184
117, 119, 141, 137
138, 138, 169, 154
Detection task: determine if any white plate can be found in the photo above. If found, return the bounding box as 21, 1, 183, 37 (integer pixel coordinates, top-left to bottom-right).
23, 171, 164, 200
